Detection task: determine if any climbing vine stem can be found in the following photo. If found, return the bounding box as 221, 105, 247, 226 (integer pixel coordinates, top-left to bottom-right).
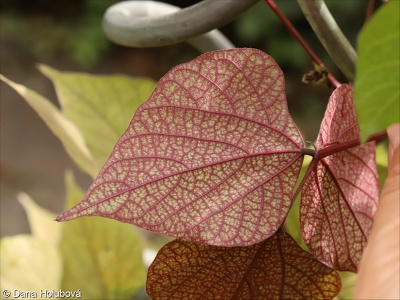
265, 0, 340, 88
296, 0, 357, 82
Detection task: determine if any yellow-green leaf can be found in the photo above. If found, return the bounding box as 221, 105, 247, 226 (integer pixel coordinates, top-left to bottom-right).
284, 155, 312, 251
39, 65, 157, 165
1, 235, 62, 297
18, 192, 62, 247
60, 172, 146, 299
0, 75, 98, 177
335, 271, 357, 300
376, 143, 388, 188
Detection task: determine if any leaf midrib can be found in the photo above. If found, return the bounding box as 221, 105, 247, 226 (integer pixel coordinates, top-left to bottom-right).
66, 151, 302, 224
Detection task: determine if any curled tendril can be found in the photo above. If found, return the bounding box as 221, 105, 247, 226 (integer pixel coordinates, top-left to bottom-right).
102, 0, 260, 52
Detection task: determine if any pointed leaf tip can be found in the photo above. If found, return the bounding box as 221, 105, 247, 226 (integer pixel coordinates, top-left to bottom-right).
60, 171, 146, 298
18, 192, 62, 247
1, 74, 99, 177
301, 84, 379, 272
56, 203, 91, 222
60, 48, 304, 246
37, 64, 157, 167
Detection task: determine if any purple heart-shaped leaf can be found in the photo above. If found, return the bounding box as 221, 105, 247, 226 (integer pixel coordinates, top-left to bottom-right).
300, 84, 379, 271
56, 48, 304, 246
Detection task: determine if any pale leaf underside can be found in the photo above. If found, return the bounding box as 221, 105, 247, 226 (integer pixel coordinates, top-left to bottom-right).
57, 48, 304, 247
301, 84, 378, 272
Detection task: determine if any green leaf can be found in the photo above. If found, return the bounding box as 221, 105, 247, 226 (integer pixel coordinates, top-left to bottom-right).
355, 1, 400, 141
335, 271, 357, 300
0, 75, 98, 178
1, 235, 62, 294
60, 171, 146, 299
38, 65, 157, 165
284, 155, 312, 251
18, 192, 62, 248
376, 143, 388, 189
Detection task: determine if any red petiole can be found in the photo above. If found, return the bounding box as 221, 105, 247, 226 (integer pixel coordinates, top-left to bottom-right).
301, 130, 388, 159
265, 0, 340, 88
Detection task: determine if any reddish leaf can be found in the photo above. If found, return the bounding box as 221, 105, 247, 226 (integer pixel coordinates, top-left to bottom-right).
300, 84, 378, 272
56, 48, 304, 246
147, 230, 341, 300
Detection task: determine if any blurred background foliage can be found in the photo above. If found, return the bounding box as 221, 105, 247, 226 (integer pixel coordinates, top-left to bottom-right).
1, 0, 377, 237
1, 0, 114, 68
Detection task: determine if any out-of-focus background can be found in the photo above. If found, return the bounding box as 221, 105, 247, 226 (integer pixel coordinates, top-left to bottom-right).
0, 0, 372, 237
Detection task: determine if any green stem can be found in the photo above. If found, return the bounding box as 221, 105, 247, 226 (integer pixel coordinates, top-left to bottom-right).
297, 0, 357, 82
